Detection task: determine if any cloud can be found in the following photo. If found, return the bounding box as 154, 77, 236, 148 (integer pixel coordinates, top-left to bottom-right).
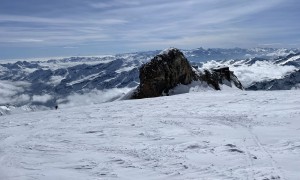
61, 88, 132, 108
32, 94, 52, 103
63, 46, 78, 49
89, 1, 141, 9
0, 80, 31, 105
6, 39, 44, 43
0, 0, 299, 58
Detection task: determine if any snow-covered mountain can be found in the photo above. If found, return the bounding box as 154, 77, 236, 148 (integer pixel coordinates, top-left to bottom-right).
275, 52, 300, 67
0, 47, 299, 114
247, 69, 300, 90
183, 47, 298, 62
0, 57, 142, 110
1, 48, 300, 179
197, 53, 300, 89
244, 53, 300, 90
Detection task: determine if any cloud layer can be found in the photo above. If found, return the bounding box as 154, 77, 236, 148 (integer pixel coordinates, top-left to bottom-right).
0, 0, 300, 59
0, 80, 30, 105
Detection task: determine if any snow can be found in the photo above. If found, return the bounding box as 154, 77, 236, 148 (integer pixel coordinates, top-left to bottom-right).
66, 73, 101, 86
168, 80, 240, 96
115, 66, 135, 73
202, 60, 297, 87
169, 81, 214, 95
49, 75, 65, 86
159, 48, 177, 55
279, 55, 300, 65
1, 90, 300, 180
266, 49, 295, 57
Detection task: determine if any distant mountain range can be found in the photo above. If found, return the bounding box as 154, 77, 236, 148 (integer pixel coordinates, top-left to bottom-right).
183, 47, 299, 62
0, 47, 299, 114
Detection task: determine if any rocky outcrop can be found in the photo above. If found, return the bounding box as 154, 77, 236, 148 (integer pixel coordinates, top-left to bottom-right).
131, 48, 195, 99
197, 66, 244, 90
131, 48, 243, 99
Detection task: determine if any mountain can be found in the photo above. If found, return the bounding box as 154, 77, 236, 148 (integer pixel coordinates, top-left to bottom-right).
198, 52, 300, 89
0, 57, 142, 109
243, 53, 300, 90
0, 47, 299, 113
183, 47, 299, 62
274, 52, 300, 67
247, 69, 300, 90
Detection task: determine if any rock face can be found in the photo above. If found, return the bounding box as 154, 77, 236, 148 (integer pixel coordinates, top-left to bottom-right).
131, 48, 244, 99
131, 48, 195, 99
197, 66, 244, 90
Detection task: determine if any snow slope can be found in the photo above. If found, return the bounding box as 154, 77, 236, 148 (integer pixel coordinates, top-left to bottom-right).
1, 90, 300, 180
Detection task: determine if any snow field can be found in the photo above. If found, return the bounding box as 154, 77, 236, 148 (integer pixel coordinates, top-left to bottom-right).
0, 90, 300, 180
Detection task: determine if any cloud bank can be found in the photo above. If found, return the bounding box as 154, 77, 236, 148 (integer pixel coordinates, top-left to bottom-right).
0, 80, 30, 105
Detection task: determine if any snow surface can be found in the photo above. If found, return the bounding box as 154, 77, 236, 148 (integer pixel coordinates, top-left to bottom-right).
1, 90, 300, 180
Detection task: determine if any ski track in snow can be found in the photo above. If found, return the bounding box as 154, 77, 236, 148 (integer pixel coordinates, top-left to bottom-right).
0, 90, 300, 180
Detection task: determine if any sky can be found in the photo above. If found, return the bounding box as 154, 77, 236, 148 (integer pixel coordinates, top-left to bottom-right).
0, 0, 300, 59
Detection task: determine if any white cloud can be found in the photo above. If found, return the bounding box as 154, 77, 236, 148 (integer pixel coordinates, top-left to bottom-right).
32, 94, 52, 103
0, 15, 127, 25
63, 46, 78, 49
62, 88, 132, 108
90, 0, 141, 9
0, 80, 31, 105
0, 0, 297, 57
7, 39, 44, 43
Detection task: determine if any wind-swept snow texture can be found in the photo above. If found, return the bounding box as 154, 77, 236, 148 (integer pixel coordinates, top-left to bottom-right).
1, 90, 300, 180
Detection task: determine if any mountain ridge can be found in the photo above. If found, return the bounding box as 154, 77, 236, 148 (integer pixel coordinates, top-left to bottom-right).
1, 47, 299, 114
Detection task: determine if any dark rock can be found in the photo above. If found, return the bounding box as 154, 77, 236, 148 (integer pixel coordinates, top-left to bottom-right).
225, 144, 236, 148
131, 48, 195, 99
131, 48, 244, 99
196, 66, 244, 90
228, 148, 244, 153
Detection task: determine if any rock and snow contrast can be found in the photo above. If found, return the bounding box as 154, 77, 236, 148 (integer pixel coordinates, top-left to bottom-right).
0, 47, 300, 179
131, 48, 243, 99
1, 90, 300, 180
1, 47, 299, 113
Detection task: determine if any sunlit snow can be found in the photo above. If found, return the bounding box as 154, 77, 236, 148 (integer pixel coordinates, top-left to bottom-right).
1, 90, 299, 180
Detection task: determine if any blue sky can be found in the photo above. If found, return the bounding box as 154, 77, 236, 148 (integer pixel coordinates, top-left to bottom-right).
0, 0, 300, 59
